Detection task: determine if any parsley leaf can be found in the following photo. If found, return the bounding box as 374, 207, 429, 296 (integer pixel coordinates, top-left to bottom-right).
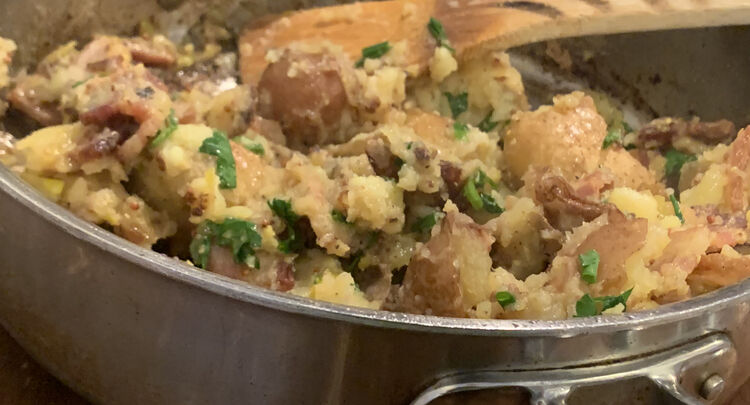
344, 250, 364, 275
575, 288, 633, 317
495, 291, 516, 308
412, 212, 439, 233
453, 122, 469, 140
480, 194, 504, 214
669, 194, 685, 224
478, 111, 499, 132
664, 149, 697, 178
462, 176, 483, 210
189, 218, 262, 270
444, 91, 468, 119
269, 199, 306, 254
427, 17, 455, 53
199, 131, 237, 189
602, 127, 623, 149
236, 136, 265, 156
355, 41, 392, 68
72, 79, 89, 89
462, 170, 504, 214
331, 209, 351, 225
578, 249, 600, 284
575, 294, 597, 317
150, 109, 179, 149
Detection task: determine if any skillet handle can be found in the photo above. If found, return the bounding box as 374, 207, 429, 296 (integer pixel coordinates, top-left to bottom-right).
410, 333, 736, 405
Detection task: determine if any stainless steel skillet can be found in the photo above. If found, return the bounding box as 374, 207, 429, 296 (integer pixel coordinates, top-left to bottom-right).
1, 1, 750, 404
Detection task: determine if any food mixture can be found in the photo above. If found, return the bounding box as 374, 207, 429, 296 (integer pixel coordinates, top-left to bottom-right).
1, 5, 749, 320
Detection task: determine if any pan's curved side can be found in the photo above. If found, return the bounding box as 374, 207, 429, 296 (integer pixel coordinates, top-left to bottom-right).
2, 166, 750, 404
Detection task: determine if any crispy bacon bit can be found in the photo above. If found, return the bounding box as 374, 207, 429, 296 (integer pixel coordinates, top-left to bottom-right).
7, 87, 62, 126
638, 117, 736, 149
535, 172, 608, 231
275, 262, 295, 292
693, 206, 749, 252
440, 161, 462, 198
71, 127, 124, 162
365, 139, 400, 179
75, 105, 141, 162
124, 38, 176, 67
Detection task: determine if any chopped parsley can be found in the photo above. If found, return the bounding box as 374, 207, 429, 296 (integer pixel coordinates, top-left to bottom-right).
344, 250, 364, 275
669, 194, 685, 224
444, 91, 468, 119
664, 149, 697, 178
149, 109, 179, 149
72, 79, 89, 88
480, 193, 504, 214
355, 41, 392, 68
412, 212, 439, 233
602, 127, 623, 149
199, 130, 237, 189
313, 273, 323, 285
478, 111, 499, 132
462, 170, 504, 214
269, 199, 304, 254
236, 136, 265, 156
331, 209, 351, 225
575, 288, 633, 317
495, 291, 516, 308
578, 249, 600, 284
406, 142, 414, 150
453, 122, 469, 141
427, 17, 455, 53
189, 218, 262, 270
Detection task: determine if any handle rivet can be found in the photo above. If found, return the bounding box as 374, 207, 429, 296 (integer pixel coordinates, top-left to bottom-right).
700, 374, 725, 401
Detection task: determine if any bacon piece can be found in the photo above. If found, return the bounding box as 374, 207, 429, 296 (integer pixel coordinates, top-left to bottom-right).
638, 117, 736, 149
275, 262, 296, 292
124, 38, 176, 67
535, 171, 608, 231
7, 86, 61, 126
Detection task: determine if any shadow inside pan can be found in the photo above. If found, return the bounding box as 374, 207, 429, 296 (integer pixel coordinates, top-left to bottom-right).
509, 25, 750, 129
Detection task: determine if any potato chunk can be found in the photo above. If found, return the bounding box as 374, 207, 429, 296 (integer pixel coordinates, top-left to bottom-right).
390, 211, 495, 317
257, 49, 354, 150
505, 91, 606, 180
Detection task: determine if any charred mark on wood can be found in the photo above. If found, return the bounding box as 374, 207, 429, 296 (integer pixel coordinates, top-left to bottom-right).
501, 1, 562, 18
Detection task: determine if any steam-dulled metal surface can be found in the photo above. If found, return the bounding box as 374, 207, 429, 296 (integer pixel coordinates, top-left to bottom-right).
1, 1, 750, 404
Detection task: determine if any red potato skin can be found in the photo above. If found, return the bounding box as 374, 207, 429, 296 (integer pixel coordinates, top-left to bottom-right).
688, 254, 750, 295
390, 211, 494, 318
257, 50, 352, 150
575, 211, 648, 294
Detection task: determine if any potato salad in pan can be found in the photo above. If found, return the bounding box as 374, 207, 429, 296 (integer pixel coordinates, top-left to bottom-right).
1, 5, 748, 320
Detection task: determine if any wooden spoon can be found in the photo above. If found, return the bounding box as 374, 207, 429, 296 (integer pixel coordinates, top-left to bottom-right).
239, 0, 750, 84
